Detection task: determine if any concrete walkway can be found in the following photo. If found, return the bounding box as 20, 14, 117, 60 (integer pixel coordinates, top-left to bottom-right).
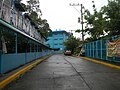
4, 54, 120, 90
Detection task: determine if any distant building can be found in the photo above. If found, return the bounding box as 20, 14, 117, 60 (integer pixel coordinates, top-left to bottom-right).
46, 30, 70, 52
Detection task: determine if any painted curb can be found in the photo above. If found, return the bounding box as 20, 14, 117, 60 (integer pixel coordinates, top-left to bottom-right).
0, 55, 51, 89
80, 56, 120, 70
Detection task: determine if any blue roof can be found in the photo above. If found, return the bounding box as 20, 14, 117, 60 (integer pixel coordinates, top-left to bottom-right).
52, 30, 70, 35
52, 30, 66, 32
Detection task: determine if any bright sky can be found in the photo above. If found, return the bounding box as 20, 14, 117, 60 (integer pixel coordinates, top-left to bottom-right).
22, 0, 108, 39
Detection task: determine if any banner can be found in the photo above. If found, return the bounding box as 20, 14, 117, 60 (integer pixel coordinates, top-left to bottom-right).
108, 38, 120, 57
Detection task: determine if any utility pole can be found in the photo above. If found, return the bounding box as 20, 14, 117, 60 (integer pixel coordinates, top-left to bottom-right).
81, 4, 84, 41
69, 3, 84, 41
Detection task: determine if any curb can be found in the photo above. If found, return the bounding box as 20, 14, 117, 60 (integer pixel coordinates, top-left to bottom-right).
79, 56, 120, 70
0, 55, 51, 89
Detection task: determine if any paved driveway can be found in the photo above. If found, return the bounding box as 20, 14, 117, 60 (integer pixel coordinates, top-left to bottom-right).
5, 54, 120, 90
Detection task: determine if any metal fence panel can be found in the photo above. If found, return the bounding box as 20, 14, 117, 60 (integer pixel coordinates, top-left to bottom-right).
85, 36, 120, 62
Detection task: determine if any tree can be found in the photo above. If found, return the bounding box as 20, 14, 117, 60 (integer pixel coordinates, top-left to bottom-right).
24, 0, 52, 37
26, 0, 42, 16
38, 19, 52, 37
101, 0, 120, 36
84, 0, 120, 42
64, 36, 82, 54
75, 1, 106, 41
84, 1, 107, 41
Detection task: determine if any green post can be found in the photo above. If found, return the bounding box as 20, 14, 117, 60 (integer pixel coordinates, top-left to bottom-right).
100, 40, 103, 60
96, 41, 98, 58
30, 40, 32, 52
93, 42, 94, 58
106, 40, 108, 60
90, 42, 91, 57
15, 33, 18, 54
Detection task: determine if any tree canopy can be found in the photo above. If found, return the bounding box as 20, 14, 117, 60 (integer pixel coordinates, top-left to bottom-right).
81, 0, 120, 42
21, 0, 51, 37
64, 36, 82, 54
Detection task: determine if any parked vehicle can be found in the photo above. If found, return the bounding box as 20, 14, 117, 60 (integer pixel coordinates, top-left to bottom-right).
80, 47, 85, 56
64, 50, 72, 55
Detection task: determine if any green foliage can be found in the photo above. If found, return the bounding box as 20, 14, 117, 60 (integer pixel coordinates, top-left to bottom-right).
75, 29, 81, 33
29, 11, 39, 23
27, 0, 42, 15
21, 3, 27, 11
101, 0, 120, 36
37, 19, 52, 37
84, 0, 120, 42
84, 9, 106, 40
64, 36, 82, 54
24, 0, 52, 37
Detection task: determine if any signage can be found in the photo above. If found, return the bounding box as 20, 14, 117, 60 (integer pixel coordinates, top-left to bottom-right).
108, 38, 120, 57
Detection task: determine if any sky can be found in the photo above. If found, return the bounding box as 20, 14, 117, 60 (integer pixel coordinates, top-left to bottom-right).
22, 0, 108, 39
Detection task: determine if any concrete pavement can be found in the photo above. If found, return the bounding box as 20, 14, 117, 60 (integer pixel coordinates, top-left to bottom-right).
4, 54, 120, 90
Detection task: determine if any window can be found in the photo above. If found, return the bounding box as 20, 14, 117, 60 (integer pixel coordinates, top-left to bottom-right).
0, 39, 2, 52
54, 39, 58, 40
35, 43, 38, 52
17, 34, 28, 53
60, 33, 63, 35
31, 41, 35, 52
1, 27, 16, 54
0, 30, 2, 52
59, 43, 63, 45
41, 45, 46, 52
26, 40, 30, 52
54, 33, 57, 35
38, 44, 42, 52
59, 38, 63, 40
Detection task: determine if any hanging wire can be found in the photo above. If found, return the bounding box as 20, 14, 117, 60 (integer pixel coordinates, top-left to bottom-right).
96, 0, 108, 10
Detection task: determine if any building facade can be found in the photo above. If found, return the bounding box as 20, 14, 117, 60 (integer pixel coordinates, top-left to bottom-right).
0, 0, 51, 74
46, 30, 70, 52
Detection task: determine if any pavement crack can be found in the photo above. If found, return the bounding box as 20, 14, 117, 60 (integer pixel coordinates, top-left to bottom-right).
64, 57, 92, 90
53, 72, 56, 90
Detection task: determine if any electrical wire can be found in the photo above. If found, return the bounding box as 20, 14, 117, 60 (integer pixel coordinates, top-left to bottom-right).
73, 6, 81, 14
96, 0, 108, 10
